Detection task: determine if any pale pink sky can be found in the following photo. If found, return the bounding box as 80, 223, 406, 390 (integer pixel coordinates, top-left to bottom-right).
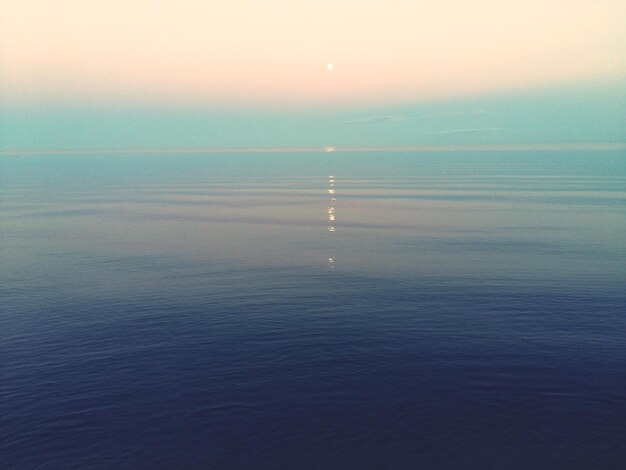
2, 0, 625, 106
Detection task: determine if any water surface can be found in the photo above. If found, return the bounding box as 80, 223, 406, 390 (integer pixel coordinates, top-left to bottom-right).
1, 150, 625, 469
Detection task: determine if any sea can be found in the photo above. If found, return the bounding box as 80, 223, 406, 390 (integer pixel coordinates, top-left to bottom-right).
1, 149, 625, 469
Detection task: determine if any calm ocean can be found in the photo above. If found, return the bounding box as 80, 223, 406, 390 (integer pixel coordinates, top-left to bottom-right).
2, 150, 625, 469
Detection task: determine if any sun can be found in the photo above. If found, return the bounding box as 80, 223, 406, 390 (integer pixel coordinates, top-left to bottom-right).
327, 63, 334, 71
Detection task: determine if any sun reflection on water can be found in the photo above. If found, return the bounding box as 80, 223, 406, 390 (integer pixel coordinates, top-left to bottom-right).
327, 174, 336, 267
328, 175, 336, 233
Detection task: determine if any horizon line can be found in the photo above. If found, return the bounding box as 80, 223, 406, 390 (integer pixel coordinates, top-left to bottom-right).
1, 143, 625, 157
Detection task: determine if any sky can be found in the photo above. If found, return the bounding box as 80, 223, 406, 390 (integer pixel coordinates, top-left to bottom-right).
1, 0, 625, 149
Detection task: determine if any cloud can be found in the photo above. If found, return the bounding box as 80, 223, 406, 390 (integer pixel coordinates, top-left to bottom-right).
422, 127, 501, 135
419, 109, 495, 118
338, 115, 409, 125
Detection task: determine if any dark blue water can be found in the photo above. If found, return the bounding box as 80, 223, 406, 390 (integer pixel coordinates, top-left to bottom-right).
2, 150, 625, 469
